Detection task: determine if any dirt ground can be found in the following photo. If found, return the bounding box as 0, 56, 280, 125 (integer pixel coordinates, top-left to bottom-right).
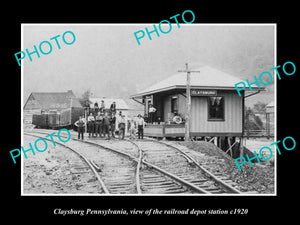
243, 137, 275, 163
22, 130, 275, 195
23, 135, 100, 194
180, 141, 275, 194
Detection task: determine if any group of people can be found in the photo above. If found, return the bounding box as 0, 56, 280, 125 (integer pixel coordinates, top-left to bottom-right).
74, 101, 146, 140
128, 114, 146, 140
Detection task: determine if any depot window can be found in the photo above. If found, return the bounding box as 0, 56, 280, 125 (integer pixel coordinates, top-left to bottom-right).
208, 96, 225, 120
171, 96, 178, 114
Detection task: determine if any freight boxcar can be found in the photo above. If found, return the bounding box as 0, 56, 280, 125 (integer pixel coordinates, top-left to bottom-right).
32, 107, 84, 129
32, 114, 48, 128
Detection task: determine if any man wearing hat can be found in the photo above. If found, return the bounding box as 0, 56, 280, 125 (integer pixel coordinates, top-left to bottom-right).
136, 114, 145, 139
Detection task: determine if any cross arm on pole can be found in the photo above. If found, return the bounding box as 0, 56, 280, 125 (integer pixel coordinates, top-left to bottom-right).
178, 70, 200, 73
178, 63, 200, 74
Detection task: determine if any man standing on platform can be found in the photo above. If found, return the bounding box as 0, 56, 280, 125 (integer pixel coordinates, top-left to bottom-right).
148, 104, 156, 124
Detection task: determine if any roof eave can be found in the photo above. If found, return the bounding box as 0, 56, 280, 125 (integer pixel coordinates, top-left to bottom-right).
131, 85, 262, 98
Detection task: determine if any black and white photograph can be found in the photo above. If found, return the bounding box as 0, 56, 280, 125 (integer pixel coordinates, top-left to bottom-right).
4, 4, 299, 220
21, 24, 276, 196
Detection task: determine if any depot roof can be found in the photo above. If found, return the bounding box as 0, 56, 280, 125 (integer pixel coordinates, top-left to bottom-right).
131, 65, 260, 98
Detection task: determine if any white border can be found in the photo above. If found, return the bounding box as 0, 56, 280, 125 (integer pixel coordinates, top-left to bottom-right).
21, 23, 277, 196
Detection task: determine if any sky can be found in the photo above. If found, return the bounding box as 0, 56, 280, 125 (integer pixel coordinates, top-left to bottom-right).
22, 24, 275, 107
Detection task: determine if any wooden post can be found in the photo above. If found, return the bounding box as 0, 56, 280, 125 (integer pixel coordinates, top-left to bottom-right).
219, 137, 222, 149
214, 137, 218, 146
266, 112, 270, 138
178, 63, 200, 142
70, 98, 73, 129
239, 137, 244, 159
226, 137, 233, 157
186, 64, 191, 142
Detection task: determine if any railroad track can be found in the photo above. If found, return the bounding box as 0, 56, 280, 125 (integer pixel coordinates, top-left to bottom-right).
24, 132, 138, 194
80, 139, 208, 194
127, 139, 241, 194
24, 131, 204, 194
25, 131, 210, 194
24, 130, 241, 194
24, 133, 110, 194
23, 133, 106, 194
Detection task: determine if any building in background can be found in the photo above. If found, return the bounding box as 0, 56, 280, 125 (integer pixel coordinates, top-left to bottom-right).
266, 101, 274, 137
89, 98, 129, 116
23, 90, 83, 129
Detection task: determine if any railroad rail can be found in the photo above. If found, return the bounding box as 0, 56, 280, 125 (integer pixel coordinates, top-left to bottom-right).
25, 131, 214, 194
126, 139, 241, 194
157, 140, 241, 193
24, 132, 138, 194
23, 130, 241, 194
24, 131, 207, 194
24, 132, 109, 194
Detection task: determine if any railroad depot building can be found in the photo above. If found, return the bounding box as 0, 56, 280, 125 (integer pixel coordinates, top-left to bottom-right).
131, 66, 260, 140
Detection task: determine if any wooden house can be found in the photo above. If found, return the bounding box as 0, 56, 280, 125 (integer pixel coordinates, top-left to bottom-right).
131, 66, 260, 141
23, 90, 82, 125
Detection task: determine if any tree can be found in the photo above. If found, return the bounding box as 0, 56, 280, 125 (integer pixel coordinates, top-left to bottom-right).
253, 101, 267, 113
244, 106, 264, 133
78, 89, 91, 107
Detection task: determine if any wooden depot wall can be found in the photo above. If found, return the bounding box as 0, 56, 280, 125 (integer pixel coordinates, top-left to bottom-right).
162, 90, 243, 136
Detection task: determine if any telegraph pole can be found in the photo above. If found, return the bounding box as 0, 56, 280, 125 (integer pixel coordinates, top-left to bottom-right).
178, 63, 200, 141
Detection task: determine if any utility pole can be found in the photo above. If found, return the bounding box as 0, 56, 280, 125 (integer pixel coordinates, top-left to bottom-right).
178, 63, 200, 141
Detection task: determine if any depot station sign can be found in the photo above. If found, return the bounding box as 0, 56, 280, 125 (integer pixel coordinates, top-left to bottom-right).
190, 89, 217, 96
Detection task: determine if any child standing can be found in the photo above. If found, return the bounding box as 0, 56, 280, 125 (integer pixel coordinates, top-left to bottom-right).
118, 115, 126, 140
129, 118, 136, 139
